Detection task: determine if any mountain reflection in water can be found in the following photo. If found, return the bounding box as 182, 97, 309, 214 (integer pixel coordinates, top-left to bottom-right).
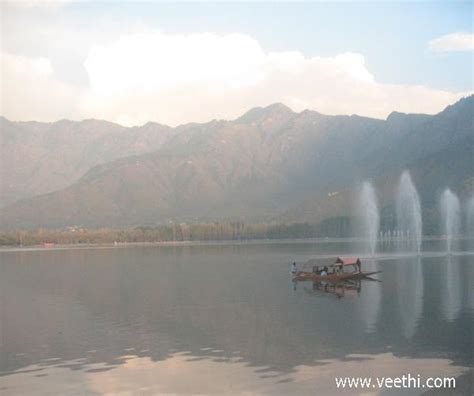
0, 242, 473, 395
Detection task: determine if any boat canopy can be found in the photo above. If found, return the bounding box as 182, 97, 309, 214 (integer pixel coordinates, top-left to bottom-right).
335, 257, 361, 266
300, 257, 361, 271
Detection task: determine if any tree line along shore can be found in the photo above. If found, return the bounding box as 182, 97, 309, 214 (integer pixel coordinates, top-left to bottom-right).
0, 222, 331, 246
0, 211, 467, 247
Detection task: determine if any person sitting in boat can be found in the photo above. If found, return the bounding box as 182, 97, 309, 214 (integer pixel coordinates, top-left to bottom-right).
291, 262, 298, 274
320, 266, 328, 276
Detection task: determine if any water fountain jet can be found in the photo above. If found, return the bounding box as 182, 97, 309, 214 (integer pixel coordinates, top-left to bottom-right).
357, 181, 380, 256
440, 189, 460, 254
466, 194, 474, 251
396, 170, 422, 254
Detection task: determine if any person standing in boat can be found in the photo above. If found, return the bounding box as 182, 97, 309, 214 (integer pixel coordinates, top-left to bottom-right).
291, 262, 298, 274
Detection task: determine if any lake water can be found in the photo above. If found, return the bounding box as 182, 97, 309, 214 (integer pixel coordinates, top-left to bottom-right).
1, 241, 473, 395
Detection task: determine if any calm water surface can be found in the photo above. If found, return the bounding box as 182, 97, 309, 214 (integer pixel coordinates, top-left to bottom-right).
0, 241, 473, 395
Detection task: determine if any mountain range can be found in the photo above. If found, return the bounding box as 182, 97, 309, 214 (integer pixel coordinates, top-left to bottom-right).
1, 96, 473, 230
0, 117, 174, 207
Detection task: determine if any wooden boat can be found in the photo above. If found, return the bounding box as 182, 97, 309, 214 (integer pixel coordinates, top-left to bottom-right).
292, 257, 378, 282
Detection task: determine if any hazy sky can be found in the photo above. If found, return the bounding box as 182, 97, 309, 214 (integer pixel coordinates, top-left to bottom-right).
1, 1, 473, 126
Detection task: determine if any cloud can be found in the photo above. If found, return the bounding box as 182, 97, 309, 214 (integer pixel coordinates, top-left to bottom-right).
429, 32, 474, 52
3, 0, 71, 9
1, 52, 82, 121
1, 31, 471, 126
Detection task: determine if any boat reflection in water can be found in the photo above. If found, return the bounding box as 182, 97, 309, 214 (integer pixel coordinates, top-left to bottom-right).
305, 279, 361, 299
302, 276, 379, 299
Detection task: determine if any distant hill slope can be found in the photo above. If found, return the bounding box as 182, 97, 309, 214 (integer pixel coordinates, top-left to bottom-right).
1, 96, 472, 229
0, 118, 175, 207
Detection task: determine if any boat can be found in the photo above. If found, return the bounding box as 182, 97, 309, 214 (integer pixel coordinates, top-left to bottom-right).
292, 257, 379, 282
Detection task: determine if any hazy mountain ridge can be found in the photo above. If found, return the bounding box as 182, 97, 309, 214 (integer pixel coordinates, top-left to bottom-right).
0, 117, 175, 207
1, 96, 473, 229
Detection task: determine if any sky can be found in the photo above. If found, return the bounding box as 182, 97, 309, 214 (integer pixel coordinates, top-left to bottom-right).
1, 1, 473, 126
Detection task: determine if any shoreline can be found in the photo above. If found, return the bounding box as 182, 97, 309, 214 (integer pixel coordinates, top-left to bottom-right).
0, 237, 354, 252
1, 235, 472, 253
